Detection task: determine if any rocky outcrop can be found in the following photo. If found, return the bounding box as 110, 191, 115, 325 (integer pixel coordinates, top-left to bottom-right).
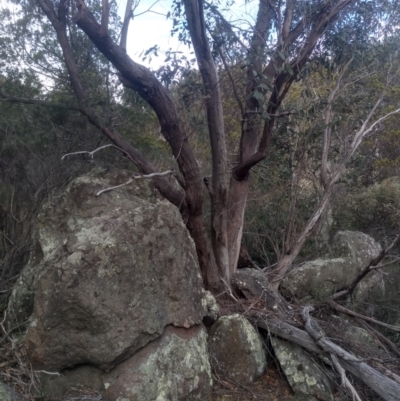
208, 314, 266, 385
281, 231, 383, 302
40, 326, 211, 401
7, 169, 211, 400
271, 337, 335, 401
103, 325, 211, 401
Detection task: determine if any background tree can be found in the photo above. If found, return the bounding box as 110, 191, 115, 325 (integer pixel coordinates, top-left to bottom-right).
1, 0, 400, 290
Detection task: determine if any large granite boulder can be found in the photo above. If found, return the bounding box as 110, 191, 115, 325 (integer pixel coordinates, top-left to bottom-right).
281, 231, 383, 302
208, 314, 266, 385
7, 169, 211, 400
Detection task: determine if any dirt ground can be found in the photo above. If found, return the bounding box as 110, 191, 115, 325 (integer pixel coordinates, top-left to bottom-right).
211, 362, 294, 401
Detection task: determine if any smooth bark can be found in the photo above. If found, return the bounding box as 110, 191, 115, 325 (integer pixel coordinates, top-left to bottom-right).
73, 3, 220, 286
183, 0, 229, 281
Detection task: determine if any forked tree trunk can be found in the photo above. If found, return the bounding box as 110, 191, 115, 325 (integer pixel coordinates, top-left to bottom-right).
183, 0, 230, 282
39, 0, 359, 290
226, 0, 275, 276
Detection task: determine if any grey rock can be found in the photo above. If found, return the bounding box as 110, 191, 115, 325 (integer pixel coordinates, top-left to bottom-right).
103, 325, 212, 401
281, 231, 384, 302
39, 365, 104, 400
322, 315, 387, 360
202, 291, 220, 327
7, 169, 206, 371
271, 337, 335, 401
208, 314, 266, 385
233, 268, 289, 314
330, 231, 381, 265
281, 258, 353, 301
292, 395, 319, 401
0, 382, 20, 401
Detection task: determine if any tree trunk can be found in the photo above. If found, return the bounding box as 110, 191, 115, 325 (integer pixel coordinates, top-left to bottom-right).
226, 0, 275, 276
183, 0, 229, 282
37, 0, 220, 287
270, 188, 332, 289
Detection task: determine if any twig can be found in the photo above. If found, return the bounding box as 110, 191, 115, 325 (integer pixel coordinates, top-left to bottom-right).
371, 257, 400, 270
0, 311, 15, 347
302, 307, 363, 400
328, 301, 400, 333
61, 144, 118, 160
330, 353, 362, 401
0, 231, 14, 245
332, 232, 400, 300
356, 318, 400, 358
96, 170, 173, 196
217, 46, 244, 116
34, 370, 60, 376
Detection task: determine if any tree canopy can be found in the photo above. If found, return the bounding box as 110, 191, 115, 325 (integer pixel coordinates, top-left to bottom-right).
1, 0, 400, 290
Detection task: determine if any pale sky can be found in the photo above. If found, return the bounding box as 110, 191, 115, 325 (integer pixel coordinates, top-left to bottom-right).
120, 0, 257, 69
122, 0, 183, 67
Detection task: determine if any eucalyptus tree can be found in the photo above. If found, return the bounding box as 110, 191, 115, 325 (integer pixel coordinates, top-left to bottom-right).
2, 0, 400, 289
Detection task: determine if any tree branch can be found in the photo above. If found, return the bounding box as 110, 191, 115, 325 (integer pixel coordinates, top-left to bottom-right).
255, 312, 400, 401
101, 0, 109, 36
281, 0, 295, 46
183, 0, 229, 280
332, 232, 400, 300
73, 2, 219, 286
302, 307, 363, 401
321, 58, 354, 189
217, 47, 244, 116
120, 0, 133, 51
96, 170, 174, 196
328, 301, 400, 333
234, 0, 355, 180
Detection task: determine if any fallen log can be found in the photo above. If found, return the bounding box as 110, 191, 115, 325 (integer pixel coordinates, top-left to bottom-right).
254, 313, 400, 401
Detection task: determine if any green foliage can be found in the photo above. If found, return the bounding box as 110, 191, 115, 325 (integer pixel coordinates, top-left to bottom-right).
333, 178, 400, 244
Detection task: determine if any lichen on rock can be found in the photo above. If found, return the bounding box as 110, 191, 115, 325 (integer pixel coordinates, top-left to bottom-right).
104, 325, 211, 401
271, 337, 335, 401
208, 314, 266, 385
6, 169, 209, 391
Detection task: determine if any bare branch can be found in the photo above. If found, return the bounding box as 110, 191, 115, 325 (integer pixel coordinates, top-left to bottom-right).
0, 231, 14, 245
330, 353, 362, 401
328, 301, 400, 333
383, 232, 400, 254
281, 0, 295, 46
217, 47, 244, 116
120, 0, 134, 51
332, 232, 400, 300
61, 144, 117, 160
183, 0, 229, 280
204, 1, 247, 51
34, 370, 60, 376
96, 170, 174, 196
357, 319, 400, 358
101, 0, 109, 36
256, 312, 400, 400
372, 257, 400, 270
321, 58, 354, 188
0, 89, 81, 111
